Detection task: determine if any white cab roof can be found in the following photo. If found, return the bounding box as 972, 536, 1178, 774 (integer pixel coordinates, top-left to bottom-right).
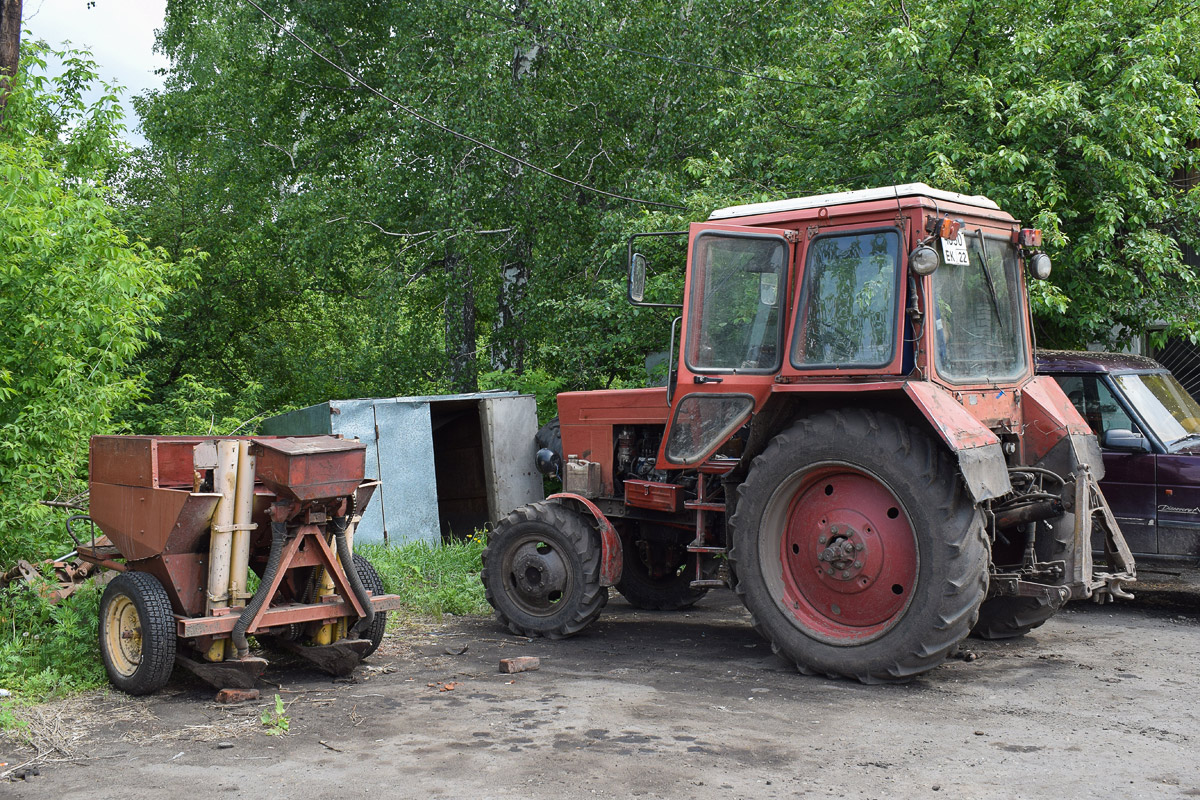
708, 183, 1000, 220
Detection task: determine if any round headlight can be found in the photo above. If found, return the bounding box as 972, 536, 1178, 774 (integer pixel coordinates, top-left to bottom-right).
1030, 252, 1052, 280
909, 245, 939, 276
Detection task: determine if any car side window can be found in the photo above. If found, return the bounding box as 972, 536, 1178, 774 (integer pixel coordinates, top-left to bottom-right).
1057, 375, 1135, 437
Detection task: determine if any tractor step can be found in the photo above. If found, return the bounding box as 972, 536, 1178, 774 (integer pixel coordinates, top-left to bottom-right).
684, 501, 725, 512
689, 579, 727, 589
687, 543, 727, 554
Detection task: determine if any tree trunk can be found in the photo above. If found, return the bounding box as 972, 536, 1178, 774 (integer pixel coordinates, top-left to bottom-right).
443, 249, 478, 392
0, 0, 22, 115
493, 236, 530, 373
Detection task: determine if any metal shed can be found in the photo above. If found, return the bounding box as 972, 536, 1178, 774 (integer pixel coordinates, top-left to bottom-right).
261, 392, 543, 545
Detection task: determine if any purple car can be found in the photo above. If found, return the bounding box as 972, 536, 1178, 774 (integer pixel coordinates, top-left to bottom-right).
1037, 350, 1200, 565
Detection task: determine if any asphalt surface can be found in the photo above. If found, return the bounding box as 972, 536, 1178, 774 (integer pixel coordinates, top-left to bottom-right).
4, 568, 1199, 799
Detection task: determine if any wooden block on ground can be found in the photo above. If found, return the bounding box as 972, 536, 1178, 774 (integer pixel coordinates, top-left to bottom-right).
216, 688, 261, 704
499, 656, 540, 674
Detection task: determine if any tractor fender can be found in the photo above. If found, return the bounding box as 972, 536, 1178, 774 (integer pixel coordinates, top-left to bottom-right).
1019, 375, 1104, 479
903, 382, 1012, 503
546, 493, 623, 586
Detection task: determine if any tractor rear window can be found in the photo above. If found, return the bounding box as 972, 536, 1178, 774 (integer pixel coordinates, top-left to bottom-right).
791, 230, 901, 368
685, 232, 788, 373
932, 232, 1026, 384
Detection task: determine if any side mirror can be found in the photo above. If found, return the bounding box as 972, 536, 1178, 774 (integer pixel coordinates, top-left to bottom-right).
759, 272, 778, 306
629, 252, 647, 303
1101, 428, 1150, 453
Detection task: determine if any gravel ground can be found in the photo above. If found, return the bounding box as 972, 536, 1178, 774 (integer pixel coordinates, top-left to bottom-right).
3, 568, 1199, 799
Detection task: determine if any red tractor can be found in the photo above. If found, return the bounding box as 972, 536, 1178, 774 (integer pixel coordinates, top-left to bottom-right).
481, 184, 1136, 683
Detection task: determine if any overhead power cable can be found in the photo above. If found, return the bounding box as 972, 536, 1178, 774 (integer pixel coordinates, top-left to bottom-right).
241, 0, 686, 210
448, 0, 827, 90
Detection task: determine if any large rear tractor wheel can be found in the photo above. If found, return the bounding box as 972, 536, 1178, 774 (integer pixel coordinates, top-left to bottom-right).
615, 526, 708, 611
352, 553, 387, 657
99, 571, 177, 696
729, 410, 988, 684
482, 501, 606, 638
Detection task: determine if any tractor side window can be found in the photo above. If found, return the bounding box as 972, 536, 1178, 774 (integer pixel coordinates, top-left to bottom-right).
791, 230, 900, 368
685, 233, 788, 373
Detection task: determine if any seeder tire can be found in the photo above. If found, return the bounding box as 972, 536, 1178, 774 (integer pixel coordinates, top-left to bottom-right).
352, 553, 387, 657
729, 409, 988, 684
99, 571, 177, 696
482, 501, 606, 638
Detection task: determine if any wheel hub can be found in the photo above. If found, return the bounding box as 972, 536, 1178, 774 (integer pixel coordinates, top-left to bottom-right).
816, 526, 867, 581
508, 539, 570, 612
105, 595, 143, 677
777, 469, 918, 641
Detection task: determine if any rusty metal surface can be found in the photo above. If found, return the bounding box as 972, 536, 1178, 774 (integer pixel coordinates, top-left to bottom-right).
89, 436, 159, 489
1020, 375, 1092, 465
624, 480, 685, 513
547, 492, 624, 587
251, 436, 366, 502
175, 594, 404, 638
89, 482, 221, 562
903, 381, 1001, 451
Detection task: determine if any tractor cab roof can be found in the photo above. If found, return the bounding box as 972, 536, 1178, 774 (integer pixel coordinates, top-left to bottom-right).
708, 182, 1001, 221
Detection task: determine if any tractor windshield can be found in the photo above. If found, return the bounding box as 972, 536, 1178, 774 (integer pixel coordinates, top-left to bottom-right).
932, 232, 1027, 384
685, 232, 788, 373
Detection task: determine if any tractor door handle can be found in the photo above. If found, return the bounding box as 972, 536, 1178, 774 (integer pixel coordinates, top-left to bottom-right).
693, 375, 724, 384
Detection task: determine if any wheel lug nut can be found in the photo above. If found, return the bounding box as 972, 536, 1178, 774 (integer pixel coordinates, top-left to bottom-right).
841, 571, 850, 578
855, 543, 864, 551
826, 568, 834, 575
818, 536, 827, 544
830, 525, 839, 534
854, 561, 862, 568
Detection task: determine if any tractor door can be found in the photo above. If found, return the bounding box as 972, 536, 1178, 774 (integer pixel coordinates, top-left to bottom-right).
658, 222, 795, 467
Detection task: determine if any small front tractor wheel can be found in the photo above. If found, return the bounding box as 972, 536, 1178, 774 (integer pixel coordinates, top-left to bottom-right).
482, 501, 606, 638
99, 571, 177, 696
352, 553, 387, 657
729, 409, 988, 683
615, 526, 708, 611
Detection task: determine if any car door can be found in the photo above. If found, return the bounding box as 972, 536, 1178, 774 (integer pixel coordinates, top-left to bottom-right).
1155, 452, 1200, 558
1052, 373, 1157, 555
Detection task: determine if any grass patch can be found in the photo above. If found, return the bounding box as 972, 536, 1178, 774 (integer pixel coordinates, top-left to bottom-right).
0, 579, 107, 706
358, 537, 489, 618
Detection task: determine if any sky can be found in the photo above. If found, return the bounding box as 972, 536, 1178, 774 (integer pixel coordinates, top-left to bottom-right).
24, 0, 168, 142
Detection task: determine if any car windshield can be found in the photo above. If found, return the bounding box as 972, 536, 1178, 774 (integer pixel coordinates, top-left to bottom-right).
932, 233, 1027, 384
1114, 372, 1200, 451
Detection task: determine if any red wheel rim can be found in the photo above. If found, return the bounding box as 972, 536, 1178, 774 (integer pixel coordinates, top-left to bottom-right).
769, 465, 918, 643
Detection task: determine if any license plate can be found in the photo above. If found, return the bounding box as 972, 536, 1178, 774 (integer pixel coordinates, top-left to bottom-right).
941, 232, 970, 266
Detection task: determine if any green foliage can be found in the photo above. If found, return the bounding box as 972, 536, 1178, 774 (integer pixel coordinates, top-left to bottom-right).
259, 694, 290, 735
691, 0, 1200, 348
358, 539, 489, 618
0, 44, 190, 564
0, 580, 106, 699
478, 368, 565, 424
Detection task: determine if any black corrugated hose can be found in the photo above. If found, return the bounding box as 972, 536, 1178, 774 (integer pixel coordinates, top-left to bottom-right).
333, 514, 375, 635
232, 519, 287, 658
